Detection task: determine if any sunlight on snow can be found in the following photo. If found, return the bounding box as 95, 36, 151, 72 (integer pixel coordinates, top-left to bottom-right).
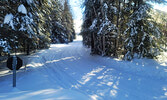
165, 92, 167, 96
157, 52, 167, 67
4, 89, 60, 100
90, 94, 99, 100
79, 67, 104, 85
46, 56, 75, 64
27, 89, 57, 95
97, 76, 103, 79
161, 63, 167, 66
2, 88, 89, 100
27, 63, 44, 68
163, 87, 167, 97
163, 87, 167, 91
51, 44, 70, 48
110, 89, 117, 97
107, 82, 113, 86
0, 70, 11, 77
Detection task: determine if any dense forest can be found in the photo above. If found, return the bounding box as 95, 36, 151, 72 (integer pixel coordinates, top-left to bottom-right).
81, 0, 167, 60
0, 0, 75, 55
0, 0, 167, 61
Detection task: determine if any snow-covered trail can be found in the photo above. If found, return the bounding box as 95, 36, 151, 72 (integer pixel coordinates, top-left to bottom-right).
0, 36, 167, 100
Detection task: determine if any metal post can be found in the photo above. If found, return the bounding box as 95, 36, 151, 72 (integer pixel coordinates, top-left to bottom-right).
12, 56, 17, 87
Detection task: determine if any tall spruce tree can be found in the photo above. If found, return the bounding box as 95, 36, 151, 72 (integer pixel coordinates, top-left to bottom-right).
124, 0, 162, 60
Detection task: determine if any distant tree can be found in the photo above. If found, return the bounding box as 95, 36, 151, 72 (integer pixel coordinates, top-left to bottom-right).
50, 0, 75, 44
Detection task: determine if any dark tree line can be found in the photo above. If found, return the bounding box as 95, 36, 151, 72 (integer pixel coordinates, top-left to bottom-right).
81, 0, 167, 60
0, 0, 75, 55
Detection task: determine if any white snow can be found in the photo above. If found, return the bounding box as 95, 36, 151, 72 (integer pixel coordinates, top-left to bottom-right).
0, 35, 167, 100
103, 3, 108, 9
0, 40, 6, 47
18, 4, 27, 14
4, 14, 13, 24
19, 24, 26, 31
89, 19, 97, 30
110, 5, 117, 14
0, 40, 10, 53
97, 19, 116, 35
26, 0, 33, 5
3, 13, 15, 29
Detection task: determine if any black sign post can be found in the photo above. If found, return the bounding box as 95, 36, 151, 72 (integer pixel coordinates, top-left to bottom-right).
7, 56, 23, 87
12, 56, 17, 87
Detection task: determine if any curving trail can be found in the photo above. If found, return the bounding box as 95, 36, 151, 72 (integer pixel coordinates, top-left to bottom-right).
0, 36, 167, 100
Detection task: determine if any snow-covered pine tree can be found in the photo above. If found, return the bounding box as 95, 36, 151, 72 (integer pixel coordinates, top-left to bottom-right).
2, 3, 37, 55
82, 0, 119, 56
124, 1, 162, 60
50, 0, 75, 44
0, 0, 75, 55
151, 9, 167, 51
81, 0, 98, 53
61, 0, 75, 43
96, 2, 118, 56
0, 0, 51, 55
16, 4, 36, 55
82, 0, 166, 60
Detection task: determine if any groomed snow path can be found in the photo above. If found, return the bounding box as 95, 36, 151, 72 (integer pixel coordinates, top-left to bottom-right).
0, 35, 167, 100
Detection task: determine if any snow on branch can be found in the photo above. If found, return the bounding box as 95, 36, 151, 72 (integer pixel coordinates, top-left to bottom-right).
131, 4, 150, 21
4, 13, 15, 30
0, 39, 10, 52
110, 5, 117, 14
89, 19, 97, 30
18, 4, 27, 14
26, 0, 33, 5
97, 19, 117, 35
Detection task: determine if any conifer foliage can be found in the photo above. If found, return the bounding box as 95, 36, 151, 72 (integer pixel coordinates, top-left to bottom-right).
0, 0, 75, 55
81, 0, 167, 60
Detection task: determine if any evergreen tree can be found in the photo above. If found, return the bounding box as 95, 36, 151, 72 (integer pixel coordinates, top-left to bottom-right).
51, 0, 75, 43
0, 0, 75, 55
82, 0, 167, 60
124, 1, 162, 60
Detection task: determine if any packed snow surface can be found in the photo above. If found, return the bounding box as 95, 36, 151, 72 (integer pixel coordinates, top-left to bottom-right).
0, 36, 167, 100
18, 4, 27, 14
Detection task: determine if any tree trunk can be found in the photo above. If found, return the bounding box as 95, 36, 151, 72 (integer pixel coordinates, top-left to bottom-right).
91, 33, 95, 54
115, 0, 121, 57
27, 43, 30, 55
102, 35, 105, 56
24, 40, 26, 53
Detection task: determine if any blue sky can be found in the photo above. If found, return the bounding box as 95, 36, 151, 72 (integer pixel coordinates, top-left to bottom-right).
69, 0, 83, 33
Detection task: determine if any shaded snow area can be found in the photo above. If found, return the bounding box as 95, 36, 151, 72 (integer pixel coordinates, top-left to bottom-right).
0, 35, 167, 100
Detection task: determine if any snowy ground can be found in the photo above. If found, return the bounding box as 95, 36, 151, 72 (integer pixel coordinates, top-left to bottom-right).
0, 35, 167, 100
